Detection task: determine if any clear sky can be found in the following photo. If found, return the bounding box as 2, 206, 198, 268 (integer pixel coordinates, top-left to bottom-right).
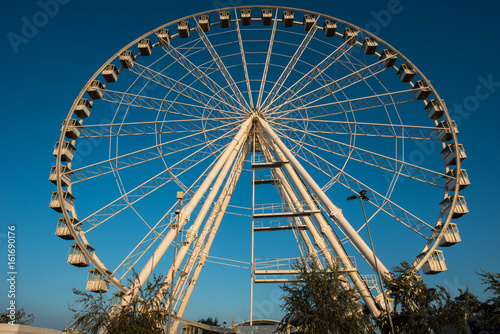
1, 0, 500, 331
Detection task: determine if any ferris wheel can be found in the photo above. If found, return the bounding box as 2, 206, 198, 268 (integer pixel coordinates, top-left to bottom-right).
50, 5, 469, 331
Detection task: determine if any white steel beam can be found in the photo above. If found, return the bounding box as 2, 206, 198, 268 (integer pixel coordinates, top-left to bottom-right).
259, 117, 390, 277
259, 141, 326, 269
153, 125, 249, 308
259, 117, 383, 316
260, 16, 318, 110
169, 140, 250, 333
126, 118, 253, 303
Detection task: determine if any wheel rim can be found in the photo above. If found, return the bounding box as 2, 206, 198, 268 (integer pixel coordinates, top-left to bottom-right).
52, 5, 467, 323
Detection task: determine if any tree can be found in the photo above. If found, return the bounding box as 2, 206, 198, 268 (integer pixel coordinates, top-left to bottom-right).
198, 317, 221, 334
439, 286, 481, 333
377, 261, 480, 334
67, 274, 168, 334
277, 259, 371, 334
0, 308, 34, 325
477, 270, 500, 332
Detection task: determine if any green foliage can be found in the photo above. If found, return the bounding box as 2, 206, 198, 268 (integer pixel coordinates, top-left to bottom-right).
198, 317, 221, 334
67, 274, 168, 334
0, 308, 34, 325
439, 287, 481, 334
278, 259, 371, 334
478, 269, 500, 332
377, 261, 480, 334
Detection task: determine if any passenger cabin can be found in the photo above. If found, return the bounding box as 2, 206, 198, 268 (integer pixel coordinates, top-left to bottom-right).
283, 11, 294, 27
50, 190, 75, 213
53, 141, 76, 162
74, 98, 92, 119
440, 195, 469, 219
441, 143, 467, 165
445, 168, 470, 191
86, 80, 104, 100
380, 49, 397, 67
438, 223, 461, 247
398, 63, 416, 82
303, 14, 315, 31
63, 118, 81, 140
102, 64, 119, 83
119, 50, 135, 69
241, 9, 252, 26
419, 250, 447, 275
178, 21, 190, 37
138, 38, 152, 56
323, 20, 337, 37
112, 292, 124, 305
86, 269, 110, 293
68, 243, 94, 267
362, 37, 378, 54
343, 27, 357, 44
414, 80, 432, 100
49, 165, 72, 187
425, 99, 444, 120
198, 15, 210, 32
436, 120, 458, 142
262, 9, 272, 26
219, 11, 231, 28
55, 217, 81, 240
157, 28, 171, 46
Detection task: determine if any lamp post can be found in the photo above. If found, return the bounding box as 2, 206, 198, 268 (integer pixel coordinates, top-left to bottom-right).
166, 191, 184, 334
347, 190, 395, 334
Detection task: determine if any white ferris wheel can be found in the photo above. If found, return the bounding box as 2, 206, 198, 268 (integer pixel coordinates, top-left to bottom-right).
50, 5, 470, 331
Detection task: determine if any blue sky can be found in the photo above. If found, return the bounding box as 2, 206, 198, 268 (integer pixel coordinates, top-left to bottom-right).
1, 0, 500, 331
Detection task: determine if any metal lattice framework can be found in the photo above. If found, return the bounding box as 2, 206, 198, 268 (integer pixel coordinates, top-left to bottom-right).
50, 6, 470, 332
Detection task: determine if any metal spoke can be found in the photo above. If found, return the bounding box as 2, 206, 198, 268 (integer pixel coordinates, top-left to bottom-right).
256, 9, 279, 109
272, 118, 440, 140
234, 8, 253, 108
194, 18, 250, 110
100, 89, 216, 118
76, 118, 234, 138
265, 57, 387, 115
68, 121, 239, 183
282, 127, 448, 187
263, 35, 358, 114
161, 35, 248, 113
272, 88, 422, 120
286, 139, 435, 237
129, 62, 243, 115
81, 138, 230, 233
113, 159, 217, 281
260, 16, 319, 110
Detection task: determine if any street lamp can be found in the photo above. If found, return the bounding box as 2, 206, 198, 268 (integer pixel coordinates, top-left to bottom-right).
347, 189, 369, 202
166, 191, 184, 334
347, 190, 395, 334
